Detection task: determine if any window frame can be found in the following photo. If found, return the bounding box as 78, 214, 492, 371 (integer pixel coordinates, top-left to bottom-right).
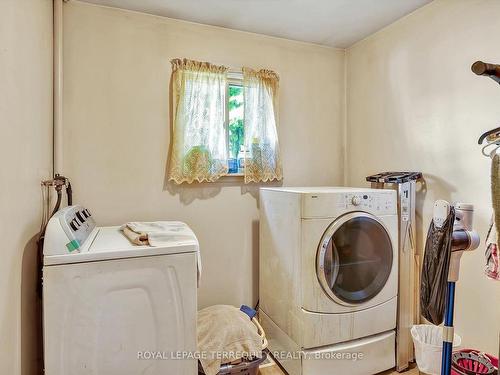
223, 71, 245, 177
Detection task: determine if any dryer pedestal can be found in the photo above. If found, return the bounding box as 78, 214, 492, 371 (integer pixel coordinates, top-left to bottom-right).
260, 310, 395, 375
302, 331, 396, 375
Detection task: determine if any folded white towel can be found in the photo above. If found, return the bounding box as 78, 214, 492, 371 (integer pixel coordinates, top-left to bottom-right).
121, 221, 202, 284
126, 221, 185, 234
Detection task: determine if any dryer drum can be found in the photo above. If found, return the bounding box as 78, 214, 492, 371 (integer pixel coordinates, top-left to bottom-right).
317, 212, 394, 305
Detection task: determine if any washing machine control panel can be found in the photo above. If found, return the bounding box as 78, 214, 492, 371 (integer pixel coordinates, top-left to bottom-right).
44, 205, 96, 256
343, 192, 395, 214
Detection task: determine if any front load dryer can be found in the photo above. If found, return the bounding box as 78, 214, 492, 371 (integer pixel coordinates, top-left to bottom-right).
259, 187, 398, 375
42, 206, 199, 375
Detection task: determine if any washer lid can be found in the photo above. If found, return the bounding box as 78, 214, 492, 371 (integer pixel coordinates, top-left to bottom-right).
43, 225, 199, 266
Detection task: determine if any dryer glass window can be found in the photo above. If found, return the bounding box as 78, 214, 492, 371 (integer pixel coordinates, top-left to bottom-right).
321, 216, 393, 304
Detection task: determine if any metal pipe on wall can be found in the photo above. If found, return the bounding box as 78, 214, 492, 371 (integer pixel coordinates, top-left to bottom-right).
53, 0, 64, 176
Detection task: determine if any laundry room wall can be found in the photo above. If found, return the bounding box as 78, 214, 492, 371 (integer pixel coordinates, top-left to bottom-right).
62, 1, 345, 309
0, 0, 53, 374
346, 0, 500, 353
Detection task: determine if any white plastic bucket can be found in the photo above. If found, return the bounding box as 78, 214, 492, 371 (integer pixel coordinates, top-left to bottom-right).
411, 325, 461, 375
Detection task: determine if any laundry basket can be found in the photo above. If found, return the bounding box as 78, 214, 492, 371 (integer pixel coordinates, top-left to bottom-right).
198, 352, 267, 375
411, 324, 462, 375
198, 315, 269, 375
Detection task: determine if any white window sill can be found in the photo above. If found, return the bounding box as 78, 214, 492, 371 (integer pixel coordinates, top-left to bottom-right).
221, 173, 244, 178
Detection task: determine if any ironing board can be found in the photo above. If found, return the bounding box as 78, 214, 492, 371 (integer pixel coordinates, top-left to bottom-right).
366, 171, 423, 372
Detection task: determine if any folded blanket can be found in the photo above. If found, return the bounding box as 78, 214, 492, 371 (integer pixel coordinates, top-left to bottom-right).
197, 305, 263, 375
121, 221, 202, 283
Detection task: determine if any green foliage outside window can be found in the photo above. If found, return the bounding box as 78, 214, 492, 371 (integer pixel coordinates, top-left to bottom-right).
228, 85, 244, 159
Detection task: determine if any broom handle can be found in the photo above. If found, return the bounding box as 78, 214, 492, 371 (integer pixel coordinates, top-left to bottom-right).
441, 282, 456, 375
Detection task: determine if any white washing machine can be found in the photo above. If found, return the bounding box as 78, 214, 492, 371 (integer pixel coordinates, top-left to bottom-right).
42, 206, 199, 375
259, 187, 398, 375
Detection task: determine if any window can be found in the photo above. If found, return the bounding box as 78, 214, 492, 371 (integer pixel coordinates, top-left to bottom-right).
226, 73, 245, 175
168, 58, 282, 184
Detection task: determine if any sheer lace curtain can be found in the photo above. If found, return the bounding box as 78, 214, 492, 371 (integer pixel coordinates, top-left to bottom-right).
168, 58, 228, 184
242, 68, 283, 183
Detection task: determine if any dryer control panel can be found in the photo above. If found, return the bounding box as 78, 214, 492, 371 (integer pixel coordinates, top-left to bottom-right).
344, 192, 396, 213
44, 205, 96, 255
301, 189, 397, 218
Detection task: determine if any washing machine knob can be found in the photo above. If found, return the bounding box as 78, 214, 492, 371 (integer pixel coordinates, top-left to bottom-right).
351, 196, 361, 206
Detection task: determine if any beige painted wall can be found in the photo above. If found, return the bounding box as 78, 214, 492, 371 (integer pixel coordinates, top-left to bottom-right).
62, 1, 345, 309
347, 0, 500, 353
0, 0, 53, 374
2, 0, 498, 372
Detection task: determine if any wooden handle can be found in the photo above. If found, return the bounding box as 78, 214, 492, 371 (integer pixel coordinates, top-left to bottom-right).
471, 61, 500, 77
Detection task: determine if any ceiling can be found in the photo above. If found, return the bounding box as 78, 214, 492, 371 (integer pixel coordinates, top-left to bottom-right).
79, 0, 432, 48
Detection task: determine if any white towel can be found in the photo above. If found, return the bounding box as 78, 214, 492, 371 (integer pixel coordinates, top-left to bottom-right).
121, 221, 202, 284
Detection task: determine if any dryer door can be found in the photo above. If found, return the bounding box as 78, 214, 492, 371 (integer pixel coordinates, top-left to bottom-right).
317, 212, 393, 306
